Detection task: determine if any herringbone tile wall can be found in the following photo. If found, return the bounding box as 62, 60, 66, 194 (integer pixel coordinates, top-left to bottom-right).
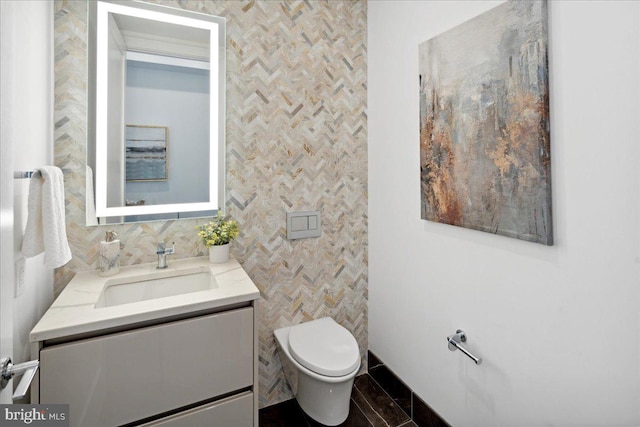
54, 0, 367, 407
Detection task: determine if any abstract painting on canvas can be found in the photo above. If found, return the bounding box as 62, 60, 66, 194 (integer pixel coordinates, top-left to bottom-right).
419, 0, 552, 245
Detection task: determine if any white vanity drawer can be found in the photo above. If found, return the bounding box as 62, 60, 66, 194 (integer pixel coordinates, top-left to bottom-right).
141, 391, 253, 427
39, 307, 253, 427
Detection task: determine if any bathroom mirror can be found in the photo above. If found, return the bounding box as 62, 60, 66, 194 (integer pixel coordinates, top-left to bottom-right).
88, 0, 225, 224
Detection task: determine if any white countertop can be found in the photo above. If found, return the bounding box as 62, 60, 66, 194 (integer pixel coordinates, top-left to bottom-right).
30, 257, 260, 343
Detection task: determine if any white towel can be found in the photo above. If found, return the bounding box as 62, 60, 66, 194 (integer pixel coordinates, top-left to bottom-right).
22, 166, 72, 269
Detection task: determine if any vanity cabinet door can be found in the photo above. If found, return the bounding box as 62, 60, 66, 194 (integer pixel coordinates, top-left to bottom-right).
141, 391, 253, 427
39, 308, 253, 427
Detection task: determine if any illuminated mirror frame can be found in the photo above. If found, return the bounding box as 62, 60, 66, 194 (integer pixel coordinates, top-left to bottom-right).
94, 1, 224, 218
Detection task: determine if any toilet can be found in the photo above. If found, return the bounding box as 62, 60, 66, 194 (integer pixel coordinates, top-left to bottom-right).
274, 317, 361, 426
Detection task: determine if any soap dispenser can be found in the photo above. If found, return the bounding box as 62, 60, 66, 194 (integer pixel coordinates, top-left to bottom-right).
99, 230, 120, 276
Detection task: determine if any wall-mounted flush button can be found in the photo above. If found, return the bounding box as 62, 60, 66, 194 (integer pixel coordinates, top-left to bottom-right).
291, 216, 308, 232
287, 210, 321, 240
308, 215, 318, 230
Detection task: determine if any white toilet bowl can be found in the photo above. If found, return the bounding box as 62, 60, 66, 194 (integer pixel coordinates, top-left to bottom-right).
274, 317, 361, 426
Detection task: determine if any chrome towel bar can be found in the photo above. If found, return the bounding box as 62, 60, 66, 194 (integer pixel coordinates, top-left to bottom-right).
15, 169, 69, 180
447, 329, 482, 365
14, 171, 39, 179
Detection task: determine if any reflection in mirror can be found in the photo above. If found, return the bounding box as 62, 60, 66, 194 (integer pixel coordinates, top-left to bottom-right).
88, 1, 225, 224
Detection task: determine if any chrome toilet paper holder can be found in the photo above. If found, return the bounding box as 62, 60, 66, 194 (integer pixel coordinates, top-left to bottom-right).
447, 329, 482, 365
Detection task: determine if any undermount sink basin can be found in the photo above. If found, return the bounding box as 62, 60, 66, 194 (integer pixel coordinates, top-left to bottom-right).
95, 270, 218, 308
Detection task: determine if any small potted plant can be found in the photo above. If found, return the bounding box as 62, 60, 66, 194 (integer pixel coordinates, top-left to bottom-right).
196, 212, 239, 263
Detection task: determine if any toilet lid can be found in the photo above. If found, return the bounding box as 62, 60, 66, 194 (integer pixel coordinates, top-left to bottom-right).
288, 317, 360, 377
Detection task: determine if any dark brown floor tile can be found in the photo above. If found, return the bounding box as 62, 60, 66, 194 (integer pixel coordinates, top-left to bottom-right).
352, 388, 391, 427
368, 365, 412, 416
398, 421, 419, 427
412, 393, 450, 427
259, 398, 310, 427
353, 375, 410, 427
305, 399, 373, 427
367, 350, 383, 370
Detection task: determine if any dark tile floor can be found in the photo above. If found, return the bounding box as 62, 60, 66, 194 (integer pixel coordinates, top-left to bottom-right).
367, 351, 451, 427
259, 373, 418, 427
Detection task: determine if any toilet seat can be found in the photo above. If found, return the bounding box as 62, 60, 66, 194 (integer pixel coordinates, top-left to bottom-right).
288, 317, 360, 377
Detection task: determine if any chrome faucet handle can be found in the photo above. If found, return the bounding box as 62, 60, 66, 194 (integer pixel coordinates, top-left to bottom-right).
156, 242, 175, 269
156, 242, 166, 254
165, 242, 175, 255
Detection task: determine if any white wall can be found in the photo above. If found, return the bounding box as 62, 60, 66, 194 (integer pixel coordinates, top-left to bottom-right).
368, 1, 640, 426
2, 0, 55, 389
0, 0, 17, 404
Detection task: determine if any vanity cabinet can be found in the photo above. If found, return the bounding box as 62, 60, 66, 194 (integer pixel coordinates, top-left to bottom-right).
35, 305, 258, 427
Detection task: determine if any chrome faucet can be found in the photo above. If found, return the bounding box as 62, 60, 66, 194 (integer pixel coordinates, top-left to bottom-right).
156, 242, 175, 269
